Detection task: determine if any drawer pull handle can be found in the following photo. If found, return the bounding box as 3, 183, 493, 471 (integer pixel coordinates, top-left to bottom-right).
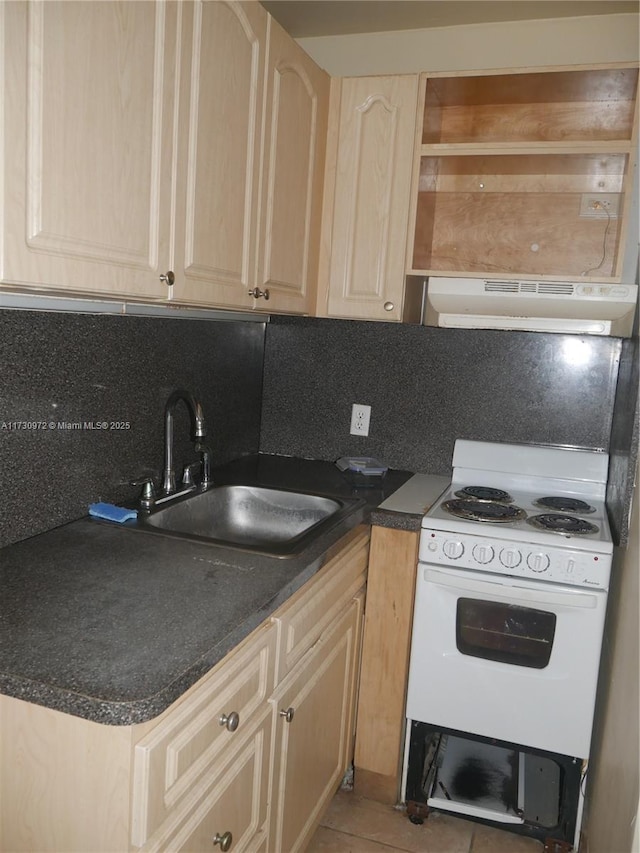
383, 301, 394, 311
279, 706, 295, 723
219, 711, 240, 732
212, 831, 233, 850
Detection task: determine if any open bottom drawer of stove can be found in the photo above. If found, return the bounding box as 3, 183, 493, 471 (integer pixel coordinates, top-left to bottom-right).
423, 733, 561, 827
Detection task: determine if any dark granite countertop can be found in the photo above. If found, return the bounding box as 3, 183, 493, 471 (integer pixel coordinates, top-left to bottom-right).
0, 455, 412, 726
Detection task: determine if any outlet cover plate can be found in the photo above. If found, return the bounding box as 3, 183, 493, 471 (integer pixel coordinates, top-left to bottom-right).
350, 403, 371, 436
579, 193, 621, 218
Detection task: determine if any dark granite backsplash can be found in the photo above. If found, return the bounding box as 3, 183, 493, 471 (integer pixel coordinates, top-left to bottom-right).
0, 310, 265, 547
261, 315, 622, 475
1, 307, 635, 549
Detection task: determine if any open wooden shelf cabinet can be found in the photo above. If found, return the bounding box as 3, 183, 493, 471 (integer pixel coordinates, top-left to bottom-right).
406, 63, 639, 282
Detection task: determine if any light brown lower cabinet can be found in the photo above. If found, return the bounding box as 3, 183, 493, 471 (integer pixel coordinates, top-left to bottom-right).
0, 527, 369, 853
270, 594, 364, 852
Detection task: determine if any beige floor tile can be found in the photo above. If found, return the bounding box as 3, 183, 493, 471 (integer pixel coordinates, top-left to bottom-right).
470, 823, 545, 852
306, 825, 403, 852
318, 791, 473, 853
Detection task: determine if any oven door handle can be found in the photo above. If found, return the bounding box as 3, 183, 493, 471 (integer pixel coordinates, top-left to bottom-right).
422, 567, 600, 609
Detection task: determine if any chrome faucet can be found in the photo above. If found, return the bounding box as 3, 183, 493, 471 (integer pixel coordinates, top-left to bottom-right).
162, 389, 212, 495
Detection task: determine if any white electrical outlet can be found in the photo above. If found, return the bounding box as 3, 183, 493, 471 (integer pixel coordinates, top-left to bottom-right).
350, 403, 371, 436
579, 193, 621, 218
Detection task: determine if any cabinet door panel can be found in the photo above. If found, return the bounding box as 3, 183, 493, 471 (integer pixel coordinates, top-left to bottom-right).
270, 595, 363, 853
1, 0, 173, 298
140, 709, 272, 853
131, 622, 276, 847
173, 0, 267, 308
326, 76, 418, 321
256, 18, 329, 314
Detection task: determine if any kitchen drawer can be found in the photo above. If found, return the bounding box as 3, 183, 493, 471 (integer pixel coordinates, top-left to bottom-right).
138, 706, 272, 853
273, 527, 369, 682
131, 622, 277, 848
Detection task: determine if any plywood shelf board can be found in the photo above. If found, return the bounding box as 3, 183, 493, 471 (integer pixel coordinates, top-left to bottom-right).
420, 142, 634, 155
418, 153, 628, 194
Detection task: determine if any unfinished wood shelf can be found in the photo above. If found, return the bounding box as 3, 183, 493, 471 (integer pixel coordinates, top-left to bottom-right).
422, 67, 638, 145
408, 64, 639, 281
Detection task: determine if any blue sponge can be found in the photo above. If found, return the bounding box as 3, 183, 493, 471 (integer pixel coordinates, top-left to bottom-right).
89, 502, 138, 523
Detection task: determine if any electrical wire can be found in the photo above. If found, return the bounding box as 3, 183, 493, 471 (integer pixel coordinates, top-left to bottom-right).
581, 203, 612, 276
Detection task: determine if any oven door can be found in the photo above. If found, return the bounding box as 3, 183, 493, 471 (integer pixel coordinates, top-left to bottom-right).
405, 564, 607, 757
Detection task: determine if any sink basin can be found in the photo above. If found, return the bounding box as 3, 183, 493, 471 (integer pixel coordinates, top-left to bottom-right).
136, 485, 363, 557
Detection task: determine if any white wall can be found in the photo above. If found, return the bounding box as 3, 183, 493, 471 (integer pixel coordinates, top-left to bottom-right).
298, 13, 639, 76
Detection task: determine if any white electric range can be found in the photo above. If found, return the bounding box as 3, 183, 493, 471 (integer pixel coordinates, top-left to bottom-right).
420, 439, 613, 590
403, 440, 614, 850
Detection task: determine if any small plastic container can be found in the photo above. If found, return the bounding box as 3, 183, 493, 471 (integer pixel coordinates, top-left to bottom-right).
336, 456, 388, 488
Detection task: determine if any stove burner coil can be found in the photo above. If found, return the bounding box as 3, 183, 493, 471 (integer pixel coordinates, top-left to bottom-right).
533, 496, 596, 514
527, 514, 599, 535
443, 499, 527, 523
454, 486, 513, 503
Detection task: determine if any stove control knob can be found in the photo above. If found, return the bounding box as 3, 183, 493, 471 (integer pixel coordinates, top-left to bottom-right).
499, 548, 522, 569
527, 552, 550, 573
472, 544, 494, 564
443, 540, 464, 559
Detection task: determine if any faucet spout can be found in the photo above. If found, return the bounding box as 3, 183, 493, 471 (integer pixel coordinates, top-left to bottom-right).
162, 389, 209, 495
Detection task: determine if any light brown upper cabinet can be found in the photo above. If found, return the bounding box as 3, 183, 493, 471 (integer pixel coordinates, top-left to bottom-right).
407, 64, 640, 282
163, 0, 329, 314
0, 0, 175, 299
317, 75, 421, 321
1, 1, 329, 314
254, 17, 329, 315
171, 0, 269, 310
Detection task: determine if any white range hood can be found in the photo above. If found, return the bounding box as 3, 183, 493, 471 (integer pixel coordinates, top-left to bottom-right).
424, 276, 638, 336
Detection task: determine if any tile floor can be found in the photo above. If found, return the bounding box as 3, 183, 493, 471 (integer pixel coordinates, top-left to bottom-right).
307, 790, 545, 853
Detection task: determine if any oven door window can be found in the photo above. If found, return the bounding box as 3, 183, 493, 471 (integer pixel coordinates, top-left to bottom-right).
456, 598, 556, 669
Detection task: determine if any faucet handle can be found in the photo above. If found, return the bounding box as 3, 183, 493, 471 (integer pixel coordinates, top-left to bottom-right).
181, 462, 201, 487
130, 476, 157, 510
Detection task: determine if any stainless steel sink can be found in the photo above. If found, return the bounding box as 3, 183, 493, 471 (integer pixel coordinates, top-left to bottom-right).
135, 485, 363, 557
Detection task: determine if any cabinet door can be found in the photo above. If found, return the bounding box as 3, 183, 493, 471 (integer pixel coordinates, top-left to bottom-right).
131, 622, 277, 848
172, 0, 267, 309
324, 76, 419, 321
139, 708, 273, 853
1, 0, 174, 299
254, 16, 329, 315
270, 593, 364, 853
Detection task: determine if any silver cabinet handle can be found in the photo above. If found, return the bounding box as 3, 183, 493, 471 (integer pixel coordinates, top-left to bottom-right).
248, 287, 270, 300
279, 706, 295, 723
219, 711, 240, 732
212, 831, 233, 851
160, 271, 175, 286
383, 301, 394, 311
